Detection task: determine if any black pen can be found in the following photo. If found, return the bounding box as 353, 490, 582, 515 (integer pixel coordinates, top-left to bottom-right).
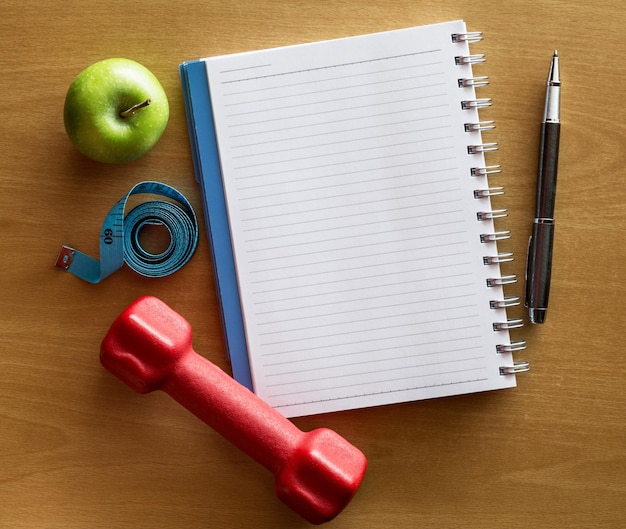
525, 51, 561, 324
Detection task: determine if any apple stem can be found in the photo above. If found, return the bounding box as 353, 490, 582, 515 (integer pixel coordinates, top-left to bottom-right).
119, 99, 151, 118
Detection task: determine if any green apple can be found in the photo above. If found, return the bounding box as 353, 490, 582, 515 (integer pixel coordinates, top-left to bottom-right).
64, 58, 169, 163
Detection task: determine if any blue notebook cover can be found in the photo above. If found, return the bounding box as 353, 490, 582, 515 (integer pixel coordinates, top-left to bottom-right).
179, 60, 253, 390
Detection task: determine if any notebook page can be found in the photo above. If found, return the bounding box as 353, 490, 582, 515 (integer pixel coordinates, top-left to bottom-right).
204, 20, 516, 417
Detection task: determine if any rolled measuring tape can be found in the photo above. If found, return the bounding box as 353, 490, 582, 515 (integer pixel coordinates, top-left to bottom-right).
55, 181, 198, 283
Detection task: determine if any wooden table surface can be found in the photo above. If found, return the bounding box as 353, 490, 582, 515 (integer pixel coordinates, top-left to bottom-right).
2, 1, 624, 527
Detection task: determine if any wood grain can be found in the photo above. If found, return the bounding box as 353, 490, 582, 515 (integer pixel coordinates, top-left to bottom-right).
1, 1, 624, 528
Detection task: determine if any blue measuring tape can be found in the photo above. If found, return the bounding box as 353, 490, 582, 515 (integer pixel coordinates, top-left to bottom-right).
55, 181, 198, 283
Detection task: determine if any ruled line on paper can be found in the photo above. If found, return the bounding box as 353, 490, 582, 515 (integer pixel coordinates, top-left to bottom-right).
258, 303, 480, 337
242, 210, 466, 241
225, 73, 446, 107
228, 106, 451, 139
267, 351, 483, 376
223, 63, 444, 97
263, 333, 481, 362
252, 267, 474, 298
245, 228, 465, 259
219, 64, 273, 74
248, 246, 470, 276
249, 256, 473, 285
233, 141, 453, 172
233, 136, 453, 167
233, 123, 452, 153
226, 97, 449, 128
259, 324, 485, 358
259, 313, 481, 345
268, 369, 488, 399
242, 187, 460, 221
220, 49, 442, 84
226, 83, 448, 118
266, 357, 487, 387
264, 340, 481, 369
242, 202, 464, 234
237, 172, 459, 212
235, 157, 458, 187
247, 230, 466, 264
271, 376, 491, 409
252, 271, 474, 305
254, 278, 476, 310
256, 292, 477, 323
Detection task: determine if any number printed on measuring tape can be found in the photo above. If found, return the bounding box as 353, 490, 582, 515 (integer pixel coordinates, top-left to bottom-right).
54, 181, 199, 284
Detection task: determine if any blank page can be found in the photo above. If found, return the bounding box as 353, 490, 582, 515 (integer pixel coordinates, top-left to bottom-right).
203, 20, 517, 417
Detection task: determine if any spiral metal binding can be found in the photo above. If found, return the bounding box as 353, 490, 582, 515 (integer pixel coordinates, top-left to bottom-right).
465, 121, 496, 132
490, 296, 521, 309
477, 209, 508, 221
474, 187, 505, 198
493, 318, 524, 331
452, 31, 484, 43
480, 231, 511, 243
497, 341, 527, 354
461, 98, 492, 110
486, 275, 518, 287
468, 143, 499, 155
458, 76, 490, 88
483, 252, 514, 265
455, 54, 486, 65
455, 26, 527, 375
471, 165, 502, 177
500, 362, 530, 375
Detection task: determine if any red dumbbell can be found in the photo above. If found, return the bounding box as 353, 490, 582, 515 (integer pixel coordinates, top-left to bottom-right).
100, 296, 367, 524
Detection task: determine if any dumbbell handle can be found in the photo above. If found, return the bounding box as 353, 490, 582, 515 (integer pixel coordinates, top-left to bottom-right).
160, 346, 300, 473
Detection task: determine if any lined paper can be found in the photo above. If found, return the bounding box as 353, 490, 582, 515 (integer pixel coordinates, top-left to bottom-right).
204, 20, 516, 417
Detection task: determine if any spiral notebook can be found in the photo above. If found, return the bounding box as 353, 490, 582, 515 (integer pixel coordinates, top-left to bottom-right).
180, 19, 528, 418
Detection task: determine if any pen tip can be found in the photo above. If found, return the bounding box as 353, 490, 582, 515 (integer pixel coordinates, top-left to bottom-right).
553, 49, 558, 57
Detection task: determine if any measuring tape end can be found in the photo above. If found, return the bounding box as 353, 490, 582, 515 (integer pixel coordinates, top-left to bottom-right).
55, 246, 76, 271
